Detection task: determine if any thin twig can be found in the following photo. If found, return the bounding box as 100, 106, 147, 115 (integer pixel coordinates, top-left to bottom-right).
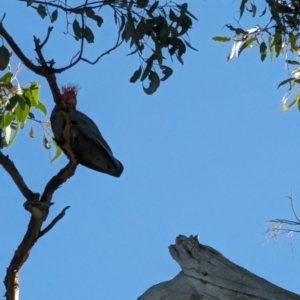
0, 22, 43, 75
40, 26, 53, 49
287, 194, 300, 223
39, 206, 71, 238
81, 32, 123, 64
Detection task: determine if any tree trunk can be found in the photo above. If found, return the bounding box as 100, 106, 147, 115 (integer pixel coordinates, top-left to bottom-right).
138, 235, 300, 300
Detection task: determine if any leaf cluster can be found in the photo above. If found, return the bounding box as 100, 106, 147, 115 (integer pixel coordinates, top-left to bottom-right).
0, 50, 50, 149
213, 0, 300, 111
24, 0, 197, 94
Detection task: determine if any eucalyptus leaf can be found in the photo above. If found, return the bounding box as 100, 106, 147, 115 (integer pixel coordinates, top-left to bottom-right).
143, 71, 160, 95
161, 66, 173, 81
37, 4, 47, 19
130, 67, 142, 83
0, 72, 13, 84
84, 26, 95, 43
51, 140, 63, 162
51, 9, 58, 23
0, 46, 10, 71
73, 19, 82, 39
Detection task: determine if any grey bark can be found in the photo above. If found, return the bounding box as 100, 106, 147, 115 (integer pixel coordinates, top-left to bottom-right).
138, 235, 300, 300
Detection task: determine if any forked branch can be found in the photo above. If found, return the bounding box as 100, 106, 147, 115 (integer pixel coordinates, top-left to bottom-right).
1, 18, 79, 300
0, 151, 37, 201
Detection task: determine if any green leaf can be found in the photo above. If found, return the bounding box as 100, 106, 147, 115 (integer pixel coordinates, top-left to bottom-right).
250, 3, 257, 17
94, 15, 103, 27
0, 72, 13, 84
184, 39, 198, 51
260, 42, 267, 61
73, 19, 82, 39
238, 37, 256, 56
122, 19, 135, 42
27, 0, 35, 6
84, 26, 94, 43
186, 9, 198, 21
5, 95, 18, 111
85, 8, 95, 18
161, 66, 173, 81
169, 9, 178, 22
34, 101, 47, 116
272, 31, 283, 57
126, 47, 140, 56
15, 103, 29, 123
85, 8, 103, 27
180, 3, 188, 15
286, 60, 300, 65
130, 67, 142, 83
51, 140, 63, 162
0, 112, 14, 128
176, 53, 184, 65
23, 82, 39, 106
141, 56, 154, 81
154, 46, 163, 65
37, 4, 47, 19
212, 36, 231, 42
177, 15, 192, 36
51, 9, 58, 23
143, 71, 160, 95
169, 37, 186, 56
136, 19, 152, 40
17, 95, 31, 108
240, 0, 249, 18
259, 6, 267, 17
0, 46, 10, 71
136, 0, 149, 8
147, 1, 159, 16
278, 78, 295, 89
268, 35, 274, 60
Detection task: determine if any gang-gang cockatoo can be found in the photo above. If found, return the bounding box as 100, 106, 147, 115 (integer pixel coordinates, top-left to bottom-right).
50, 85, 123, 177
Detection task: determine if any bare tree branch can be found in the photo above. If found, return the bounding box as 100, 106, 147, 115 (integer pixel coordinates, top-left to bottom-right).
0, 22, 43, 75
40, 161, 78, 203
4, 206, 45, 300
38, 206, 71, 238
81, 31, 123, 64
50, 4, 86, 73
40, 26, 53, 49
0, 151, 38, 201
17, 0, 107, 13
4, 158, 77, 300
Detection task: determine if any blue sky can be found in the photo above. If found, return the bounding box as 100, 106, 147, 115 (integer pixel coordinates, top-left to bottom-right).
1, 0, 300, 299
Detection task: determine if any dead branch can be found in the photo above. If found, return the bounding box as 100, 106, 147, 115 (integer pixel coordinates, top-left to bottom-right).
139, 235, 300, 300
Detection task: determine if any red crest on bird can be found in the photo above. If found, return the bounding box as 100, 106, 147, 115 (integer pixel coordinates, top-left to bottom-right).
61, 84, 79, 108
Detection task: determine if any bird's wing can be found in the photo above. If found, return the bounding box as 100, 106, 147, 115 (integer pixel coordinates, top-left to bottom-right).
50, 105, 64, 140
70, 109, 114, 155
